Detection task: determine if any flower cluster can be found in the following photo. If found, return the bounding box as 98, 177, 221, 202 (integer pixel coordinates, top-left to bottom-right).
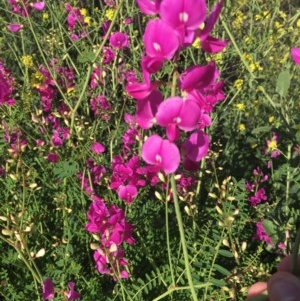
0, 60, 16, 106
85, 196, 135, 279
246, 167, 269, 207
127, 0, 226, 174
42, 278, 80, 300
7, 1, 45, 32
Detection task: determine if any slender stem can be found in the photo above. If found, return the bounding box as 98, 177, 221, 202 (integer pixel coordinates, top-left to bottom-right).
165, 193, 175, 285
170, 175, 198, 301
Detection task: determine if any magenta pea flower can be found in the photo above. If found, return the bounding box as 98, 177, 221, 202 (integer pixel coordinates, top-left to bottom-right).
31, 2, 46, 11
91, 142, 105, 154
47, 153, 59, 163
291, 48, 300, 65
136, 89, 163, 129
42, 278, 55, 300
118, 184, 138, 204
137, 0, 161, 15
159, 0, 207, 32
195, 0, 228, 53
7, 24, 22, 32
64, 282, 80, 300
155, 96, 201, 141
109, 32, 130, 50
182, 130, 209, 170
143, 19, 180, 60
142, 134, 180, 174
179, 61, 217, 92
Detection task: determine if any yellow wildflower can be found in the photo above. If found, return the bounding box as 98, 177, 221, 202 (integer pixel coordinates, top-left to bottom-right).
192, 37, 201, 49
236, 103, 245, 111
43, 13, 49, 20
84, 16, 92, 26
238, 123, 246, 132
31, 71, 45, 89
105, 8, 115, 21
268, 116, 275, 123
80, 8, 87, 16
234, 79, 244, 90
297, 19, 300, 28
268, 140, 277, 151
21, 55, 33, 68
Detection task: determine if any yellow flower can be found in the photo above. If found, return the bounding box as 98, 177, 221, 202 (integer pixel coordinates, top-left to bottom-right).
297, 19, 300, 28
84, 16, 92, 26
105, 8, 115, 21
43, 13, 49, 20
192, 37, 201, 49
268, 116, 275, 123
236, 103, 245, 111
21, 55, 33, 68
31, 71, 45, 89
80, 8, 87, 16
238, 123, 246, 132
268, 140, 277, 151
234, 79, 244, 90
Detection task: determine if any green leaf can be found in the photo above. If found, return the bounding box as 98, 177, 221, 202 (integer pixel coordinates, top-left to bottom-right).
77, 50, 96, 63
218, 249, 233, 258
262, 219, 280, 246
214, 264, 231, 276
209, 278, 227, 287
276, 70, 290, 97
53, 160, 79, 179
251, 125, 272, 135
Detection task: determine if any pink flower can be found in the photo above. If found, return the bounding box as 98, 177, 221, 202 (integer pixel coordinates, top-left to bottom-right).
64, 282, 80, 300
7, 24, 22, 32
159, 0, 207, 31
42, 278, 55, 300
47, 153, 59, 163
136, 89, 163, 129
118, 185, 138, 204
291, 48, 300, 65
137, 0, 161, 15
31, 2, 45, 11
253, 222, 273, 246
109, 32, 130, 49
179, 61, 217, 92
182, 130, 209, 170
142, 134, 180, 174
91, 142, 105, 154
155, 96, 201, 141
143, 19, 179, 60
248, 188, 268, 206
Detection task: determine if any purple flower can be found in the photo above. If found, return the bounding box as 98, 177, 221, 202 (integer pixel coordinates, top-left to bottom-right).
142, 134, 180, 174
42, 278, 55, 300
291, 48, 300, 65
182, 130, 209, 170
7, 23, 23, 32
64, 282, 80, 300
31, 2, 45, 11
143, 19, 179, 60
47, 153, 59, 163
91, 142, 105, 154
136, 89, 163, 129
253, 222, 273, 246
155, 96, 201, 141
137, 0, 161, 15
248, 188, 268, 206
109, 32, 130, 49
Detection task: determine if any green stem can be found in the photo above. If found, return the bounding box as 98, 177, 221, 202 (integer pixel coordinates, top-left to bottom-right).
165, 194, 175, 285
170, 175, 198, 301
